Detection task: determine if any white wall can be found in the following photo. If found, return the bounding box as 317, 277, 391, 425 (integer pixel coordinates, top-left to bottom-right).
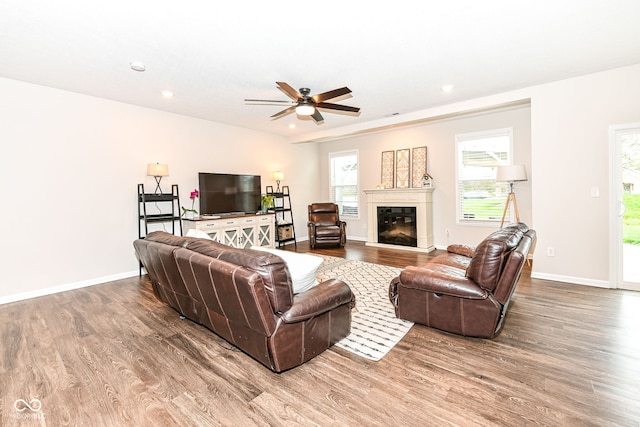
317, 106, 532, 246
0, 77, 319, 303
530, 64, 640, 286
318, 63, 640, 288
2, 62, 639, 302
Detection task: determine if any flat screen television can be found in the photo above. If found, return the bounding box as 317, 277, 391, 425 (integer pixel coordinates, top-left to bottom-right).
198, 172, 262, 215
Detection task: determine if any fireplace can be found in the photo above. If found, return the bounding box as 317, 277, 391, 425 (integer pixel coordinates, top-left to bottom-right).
377, 206, 417, 247
364, 188, 434, 252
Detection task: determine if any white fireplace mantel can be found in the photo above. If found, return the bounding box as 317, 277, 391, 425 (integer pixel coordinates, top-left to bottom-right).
363, 188, 435, 252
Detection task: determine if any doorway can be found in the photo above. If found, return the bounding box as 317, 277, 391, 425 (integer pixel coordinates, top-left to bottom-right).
610, 123, 640, 291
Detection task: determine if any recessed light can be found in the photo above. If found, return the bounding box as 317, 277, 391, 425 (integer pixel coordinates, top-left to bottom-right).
289, 124, 296, 129
441, 84, 454, 93
161, 90, 174, 98
129, 61, 146, 72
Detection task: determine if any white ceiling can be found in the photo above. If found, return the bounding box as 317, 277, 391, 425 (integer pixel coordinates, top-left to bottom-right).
2, 1, 640, 142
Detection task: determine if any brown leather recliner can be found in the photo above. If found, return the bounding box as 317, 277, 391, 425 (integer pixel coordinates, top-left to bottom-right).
389, 223, 536, 338
307, 203, 347, 248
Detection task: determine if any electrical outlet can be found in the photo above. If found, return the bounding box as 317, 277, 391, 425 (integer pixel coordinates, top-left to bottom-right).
445, 228, 450, 238
547, 247, 555, 257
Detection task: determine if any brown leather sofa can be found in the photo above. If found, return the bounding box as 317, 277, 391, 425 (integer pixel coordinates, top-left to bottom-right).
134, 231, 355, 372
307, 203, 347, 248
389, 223, 536, 338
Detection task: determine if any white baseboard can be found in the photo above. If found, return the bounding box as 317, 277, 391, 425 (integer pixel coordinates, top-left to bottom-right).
0, 270, 140, 306
1, 257, 612, 307
530, 272, 612, 289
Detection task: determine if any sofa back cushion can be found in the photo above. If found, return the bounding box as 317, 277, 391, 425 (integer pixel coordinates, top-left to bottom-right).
466, 223, 528, 291
492, 229, 535, 305
308, 203, 340, 227
185, 238, 294, 313
144, 230, 190, 247
134, 235, 193, 314
173, 248, 278, 337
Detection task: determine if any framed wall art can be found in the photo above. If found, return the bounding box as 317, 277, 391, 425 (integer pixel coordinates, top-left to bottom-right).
381, 150, 395, 188
411, 146, 427, 187
395, 148, 410, 188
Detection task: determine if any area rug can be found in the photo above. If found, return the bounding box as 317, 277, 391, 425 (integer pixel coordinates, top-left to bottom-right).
315, 255, 414, 361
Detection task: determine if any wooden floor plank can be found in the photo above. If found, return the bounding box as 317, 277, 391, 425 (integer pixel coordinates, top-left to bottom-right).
0, 240, 639, 426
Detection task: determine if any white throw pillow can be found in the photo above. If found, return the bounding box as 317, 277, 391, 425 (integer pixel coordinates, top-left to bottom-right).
251, 246, 323, 293
186, 229, 214, 240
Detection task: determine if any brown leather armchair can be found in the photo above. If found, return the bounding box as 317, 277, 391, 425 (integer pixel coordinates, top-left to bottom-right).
307, 203, 347, 248
389, 223, 536, 338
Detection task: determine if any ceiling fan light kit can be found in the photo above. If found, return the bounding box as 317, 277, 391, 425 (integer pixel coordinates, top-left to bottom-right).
295, 104, 315, 116
245, 82, 360, 124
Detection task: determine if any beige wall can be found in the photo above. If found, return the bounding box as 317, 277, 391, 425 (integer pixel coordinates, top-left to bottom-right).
316, 63, 640, 287
2, 62, 640, 302
316, 106, 532, 246
530, 64, 640, 286
0, 77, 320, 303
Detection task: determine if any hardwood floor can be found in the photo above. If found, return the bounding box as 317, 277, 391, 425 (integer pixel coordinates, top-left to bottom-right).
1, 241, 639, 426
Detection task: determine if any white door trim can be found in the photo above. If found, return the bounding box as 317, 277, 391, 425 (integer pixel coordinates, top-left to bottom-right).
609, 122, 640, 291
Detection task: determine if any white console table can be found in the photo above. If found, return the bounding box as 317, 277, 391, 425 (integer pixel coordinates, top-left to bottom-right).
182, 213, 275, 249
363, 188, 435, 252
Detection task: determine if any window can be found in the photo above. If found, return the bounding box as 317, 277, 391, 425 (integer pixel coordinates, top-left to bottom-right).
456, 129, 512, 224
329, 150, 358, 217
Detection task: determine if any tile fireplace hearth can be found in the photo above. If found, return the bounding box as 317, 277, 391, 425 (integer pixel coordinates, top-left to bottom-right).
364, 188, 434, 252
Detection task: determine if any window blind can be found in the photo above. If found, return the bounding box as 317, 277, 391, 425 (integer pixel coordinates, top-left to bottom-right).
329, 150, 359, 217
456, 129, 512, 223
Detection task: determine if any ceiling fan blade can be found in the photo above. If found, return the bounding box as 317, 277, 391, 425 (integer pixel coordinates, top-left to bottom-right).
311, 109, 324, 123
270, 105, 297, 120
316, 102, 360, 113
245, 99, 296, 104
313, 87, 352, 103
276, 82, 301, 100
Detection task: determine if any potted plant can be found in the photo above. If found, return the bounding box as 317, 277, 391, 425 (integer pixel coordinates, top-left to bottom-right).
181, 189, 199, 219
261, 194, 275, 213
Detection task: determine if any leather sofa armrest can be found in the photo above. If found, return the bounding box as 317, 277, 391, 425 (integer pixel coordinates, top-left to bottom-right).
447, 244, 475, 258
399, 265, 488, 299
281, 279, 355, 323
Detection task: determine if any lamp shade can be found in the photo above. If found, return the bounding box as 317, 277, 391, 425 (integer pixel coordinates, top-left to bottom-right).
147, 163, 169, 177
271, 171, 285, 181
496, 165, 527, 182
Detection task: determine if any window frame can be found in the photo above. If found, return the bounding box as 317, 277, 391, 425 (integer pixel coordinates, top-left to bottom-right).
328, 149, 359, 219
455, 128, 514, 226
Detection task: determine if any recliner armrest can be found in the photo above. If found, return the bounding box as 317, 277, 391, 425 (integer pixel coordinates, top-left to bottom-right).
281, 279, 355, 323
399, 265, 488, 299
447, 244, 475, 258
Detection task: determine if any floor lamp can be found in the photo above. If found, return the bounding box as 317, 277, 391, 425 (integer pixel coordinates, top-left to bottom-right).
496, 165, 527, 228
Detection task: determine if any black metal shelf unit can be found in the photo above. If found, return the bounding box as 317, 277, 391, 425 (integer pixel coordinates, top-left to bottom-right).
137, 183, 183, 238
266, 185, 296, 248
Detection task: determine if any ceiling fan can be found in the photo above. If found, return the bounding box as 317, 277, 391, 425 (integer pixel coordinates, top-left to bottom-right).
245, 81, 360, 124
